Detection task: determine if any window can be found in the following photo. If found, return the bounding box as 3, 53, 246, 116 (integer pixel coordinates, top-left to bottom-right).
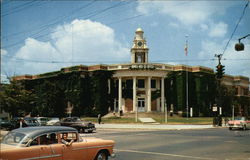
126, 80, 133, 88
135, 52, 145, 63
138, 79, 145, 88
151, 79, 156, 88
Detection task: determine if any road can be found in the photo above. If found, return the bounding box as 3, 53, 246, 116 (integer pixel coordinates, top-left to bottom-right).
82, 128, 250, 160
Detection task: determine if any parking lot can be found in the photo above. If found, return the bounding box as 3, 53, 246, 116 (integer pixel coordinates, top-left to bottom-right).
83, 128, 250, 160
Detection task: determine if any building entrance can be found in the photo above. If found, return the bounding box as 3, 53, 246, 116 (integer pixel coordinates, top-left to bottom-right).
137, 98, 145, 112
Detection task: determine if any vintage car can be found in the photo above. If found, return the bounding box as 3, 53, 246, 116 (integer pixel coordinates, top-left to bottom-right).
57, 117, 96, 133
0, 117, 14, 130
228, 117, 250, 130
1, 126, 115, 160
46, 117, 60, 125
35, 117, 50, 126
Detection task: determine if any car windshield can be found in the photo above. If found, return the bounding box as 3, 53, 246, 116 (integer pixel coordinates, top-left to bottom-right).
25, 119, 38, 124
2, 132, 31, 146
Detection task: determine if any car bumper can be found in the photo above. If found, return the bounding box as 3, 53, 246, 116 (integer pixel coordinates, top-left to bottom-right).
228, 125, 243, 128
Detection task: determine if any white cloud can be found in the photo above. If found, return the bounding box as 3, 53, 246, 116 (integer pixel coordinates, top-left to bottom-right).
137, 1, 227, 26
198, 40, 250, 78
1, 49, 7, 55
209, 22, 228, 38
8, 19, 129, 75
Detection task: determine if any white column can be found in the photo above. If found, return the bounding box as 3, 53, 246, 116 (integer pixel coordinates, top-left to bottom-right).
118, 77, 122, 112
161, 77, 165, 112
147, 77, 152, 112
133, 77, 136, 112
156, 79, 160, 111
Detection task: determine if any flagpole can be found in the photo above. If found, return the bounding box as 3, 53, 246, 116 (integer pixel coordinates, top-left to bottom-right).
185, 35, 189, 119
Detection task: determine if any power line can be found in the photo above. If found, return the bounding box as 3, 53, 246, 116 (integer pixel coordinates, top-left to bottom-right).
222, 0, 249, 56
4, 54, 250, 64
2, 1, 42, 17
2, 1, 136, 49
2, 1, 95, 40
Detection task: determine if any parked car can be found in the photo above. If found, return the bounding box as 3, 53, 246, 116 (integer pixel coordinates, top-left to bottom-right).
228, 117, 250, 130
46, 117, 60, 126
0, 118, 14, 130
57, 117, 96, 133
35, 117, 49, 126
10, 117, 40, 129
1, 126, 115, 160
23, 117, 40, 126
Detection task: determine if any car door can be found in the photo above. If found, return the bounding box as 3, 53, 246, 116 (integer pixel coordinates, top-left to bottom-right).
44, 133, 64, 160
62, 141, 88, 160
49, 143, 64, 160
60, 132, 88, 160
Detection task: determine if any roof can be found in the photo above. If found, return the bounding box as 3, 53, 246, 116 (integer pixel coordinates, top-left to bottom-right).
11, 126, 77, 138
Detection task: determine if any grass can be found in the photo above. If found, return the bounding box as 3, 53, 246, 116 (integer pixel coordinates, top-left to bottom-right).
81, 114, 213, 125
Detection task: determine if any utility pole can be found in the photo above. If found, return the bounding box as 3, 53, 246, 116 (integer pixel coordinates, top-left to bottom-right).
214, 54, 225, 126
185, 35, 189, 119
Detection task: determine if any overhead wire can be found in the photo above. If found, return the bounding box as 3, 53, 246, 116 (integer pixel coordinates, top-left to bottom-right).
2, 1, 95, 40
2, 1, 42, 17
2, 1, 133, 49
221, 0, 249, 56
3, 53, 250, 64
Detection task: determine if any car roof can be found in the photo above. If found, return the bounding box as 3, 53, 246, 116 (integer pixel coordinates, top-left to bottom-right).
11, 126, 77, 138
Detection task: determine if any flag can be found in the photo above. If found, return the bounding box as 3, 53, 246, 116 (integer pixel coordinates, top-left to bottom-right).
184, 43, 188, 56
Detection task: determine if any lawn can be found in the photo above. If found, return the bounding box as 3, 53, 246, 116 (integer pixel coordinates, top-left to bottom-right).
82, 115, 214, 125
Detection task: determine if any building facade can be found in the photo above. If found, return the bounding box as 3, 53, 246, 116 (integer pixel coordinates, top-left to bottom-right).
12, 28, 250, 117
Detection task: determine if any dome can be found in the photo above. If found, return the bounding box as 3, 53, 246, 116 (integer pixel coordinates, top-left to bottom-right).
136, 28, 144, 33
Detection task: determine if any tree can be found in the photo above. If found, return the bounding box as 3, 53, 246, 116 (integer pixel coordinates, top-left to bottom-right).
33, 80, 66, 118
0, 81, 35, 117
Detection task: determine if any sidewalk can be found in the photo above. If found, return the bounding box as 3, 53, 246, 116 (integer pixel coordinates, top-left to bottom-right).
95, 123, 215, 130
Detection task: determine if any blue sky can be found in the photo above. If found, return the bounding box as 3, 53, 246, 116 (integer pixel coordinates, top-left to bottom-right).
1, 0, 250, 83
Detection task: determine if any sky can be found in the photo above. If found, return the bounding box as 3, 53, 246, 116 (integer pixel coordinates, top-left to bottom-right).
1, 0, 250, 83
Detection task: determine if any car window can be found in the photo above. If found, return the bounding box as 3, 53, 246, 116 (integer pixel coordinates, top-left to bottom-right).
60, 132, 77, 143
30, 133, 59, 146
2, 132, 26, 146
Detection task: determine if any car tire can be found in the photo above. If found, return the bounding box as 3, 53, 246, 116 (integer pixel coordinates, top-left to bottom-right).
229, 127, 232, 130
95, 151, 108, 160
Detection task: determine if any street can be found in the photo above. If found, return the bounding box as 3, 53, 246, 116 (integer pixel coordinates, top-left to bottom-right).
82, 128, 250, 160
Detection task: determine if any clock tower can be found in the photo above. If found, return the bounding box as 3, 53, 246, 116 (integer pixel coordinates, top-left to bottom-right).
131, 28, 149, 64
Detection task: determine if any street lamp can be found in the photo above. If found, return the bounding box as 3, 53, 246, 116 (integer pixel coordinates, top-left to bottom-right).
235, 34, 250, 51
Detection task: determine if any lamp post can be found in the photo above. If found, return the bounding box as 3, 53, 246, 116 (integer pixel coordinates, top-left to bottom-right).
235, 34, 250, 51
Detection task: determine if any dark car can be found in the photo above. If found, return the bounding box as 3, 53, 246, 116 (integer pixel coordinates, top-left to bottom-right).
57, 117, 96, 133
23, 117, 40, 126
10, 117, 40, 130
0, 118, 14, 130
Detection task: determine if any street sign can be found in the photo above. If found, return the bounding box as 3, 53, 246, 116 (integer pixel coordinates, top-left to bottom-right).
213, 107, 218, 112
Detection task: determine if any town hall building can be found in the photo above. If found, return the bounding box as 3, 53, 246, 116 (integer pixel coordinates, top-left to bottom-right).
12, 28, 250, 117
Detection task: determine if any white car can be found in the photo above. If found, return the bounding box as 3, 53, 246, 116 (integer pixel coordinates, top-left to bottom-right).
228, 117, 250, 130
46, 118, 60, 126
35, 117, 49, 126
